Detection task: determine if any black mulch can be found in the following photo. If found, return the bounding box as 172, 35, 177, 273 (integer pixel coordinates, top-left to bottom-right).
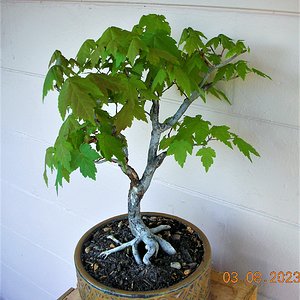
81, 215, 204, 292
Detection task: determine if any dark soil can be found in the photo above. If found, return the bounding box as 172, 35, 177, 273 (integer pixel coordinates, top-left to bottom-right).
81, 215, 204, 291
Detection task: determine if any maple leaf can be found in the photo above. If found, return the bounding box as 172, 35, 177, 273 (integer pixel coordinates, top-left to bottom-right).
210, 126, 233, 148
233, 136, 260, 162
55, 139, 73, 171
167, 139, 193, 167
58, 76, 100, 123
43, 65, 64, 100
196, 147, 216, 172
72, 144, 100, 180
97, 133, 126, 165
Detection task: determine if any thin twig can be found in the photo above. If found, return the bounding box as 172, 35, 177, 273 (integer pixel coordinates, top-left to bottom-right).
210, 46, 216, 55
162, 82, 175, 93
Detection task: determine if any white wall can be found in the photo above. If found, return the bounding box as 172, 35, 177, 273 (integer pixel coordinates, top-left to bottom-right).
1, 1, 299, 299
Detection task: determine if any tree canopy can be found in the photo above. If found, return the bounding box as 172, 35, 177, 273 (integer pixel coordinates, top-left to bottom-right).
43, 14, 269, 192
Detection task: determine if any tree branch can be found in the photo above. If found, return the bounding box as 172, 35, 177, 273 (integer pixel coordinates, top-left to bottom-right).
138, 99, 168, 193
95, 158, 139, 185
147, 100, 162, 164
140, 151, 167, 193
161, 53, 240, 132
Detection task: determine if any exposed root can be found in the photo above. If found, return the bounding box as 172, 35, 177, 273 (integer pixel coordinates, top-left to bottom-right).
107, 235, 122, 245
99, 224, 176, 265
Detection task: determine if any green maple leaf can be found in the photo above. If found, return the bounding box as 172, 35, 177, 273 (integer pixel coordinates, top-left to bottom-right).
233, 136, 260, 162
43, 65, 64, 100
55, 139, 73, 171
54, 163, 70, 193
159, 136, 175, 150
153, 33, 180, 59
127, 37, 147, 64
72, 144, 100, 180
48, 50, 69, 68
114, 99, 135, 133
147, 48, 179, 66
87, 73, 124, 100
76, 39, 97, 66
57, 115, 80, 138
152, 69, 167, 91
58, 76, 100, 122
133, 102, 148, 122
196, 147, 216, 172
134, 14, 171, 35
43, 147, 56, 186
186, 53, 209, 74
207, 87, 231, 104
252, 68, 272, 80
179, 115, 210, 144
206, 37, 220, 49
97, 133, 126, 165
179, 27, 207, 56
167, 139, 193, 167
236, 61, 248, 80
225, 64, 235, 80
114, 77, 147, 132
173, 66, 192, 96
44, 147, 56, 170
55, 162, 63, 191
210, 126, 233, 148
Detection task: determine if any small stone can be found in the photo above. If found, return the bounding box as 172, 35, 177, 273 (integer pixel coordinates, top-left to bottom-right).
181, 248, 193, 263
186, 226, 194, 234
164, 230, 171, 237
149, 216, 157, 221
93, 263, 99, 271
184, 269, 192, 276
172, 234, 181, 241
84, 246, 91, 253
103, 227, 111, 232
170, 262, 181, 270
109, 243, 115, 248
188, 262, 197, 269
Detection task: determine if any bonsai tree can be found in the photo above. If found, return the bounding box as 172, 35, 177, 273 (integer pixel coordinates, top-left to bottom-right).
43, 14, 269, 266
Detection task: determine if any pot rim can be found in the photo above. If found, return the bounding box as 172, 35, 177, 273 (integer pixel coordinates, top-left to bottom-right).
74, 212, 211, 297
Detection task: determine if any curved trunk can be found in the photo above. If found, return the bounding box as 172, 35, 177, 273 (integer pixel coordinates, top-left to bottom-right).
128, 185, 145, 237
126, 182, 176, 265
127, 184, 160, 264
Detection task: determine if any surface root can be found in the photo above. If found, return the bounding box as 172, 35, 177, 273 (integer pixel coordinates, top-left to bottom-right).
99, 224, 176, 265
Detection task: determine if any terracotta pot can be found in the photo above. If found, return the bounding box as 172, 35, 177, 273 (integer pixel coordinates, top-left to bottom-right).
74, 212, 211, 299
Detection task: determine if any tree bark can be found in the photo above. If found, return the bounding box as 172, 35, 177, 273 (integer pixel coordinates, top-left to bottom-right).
126, 183, 176, 265
100, 100, 175, 265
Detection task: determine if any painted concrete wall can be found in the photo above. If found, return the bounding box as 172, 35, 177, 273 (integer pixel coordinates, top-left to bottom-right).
1, 1, 299, 299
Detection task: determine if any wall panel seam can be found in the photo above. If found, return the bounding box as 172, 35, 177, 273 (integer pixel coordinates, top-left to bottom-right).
162, 97, 300, 131
1, 67, 44, 79
1, 179, 93, 225
3, 0, 300, 16
3, 170, 299, 230
1, 224, 74, 266
2, 67, 299, 131
153, 178, 300, 229
0, 261, 57, 298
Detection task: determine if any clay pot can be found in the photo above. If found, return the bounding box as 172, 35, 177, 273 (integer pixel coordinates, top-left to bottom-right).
74, 212, 211, 299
